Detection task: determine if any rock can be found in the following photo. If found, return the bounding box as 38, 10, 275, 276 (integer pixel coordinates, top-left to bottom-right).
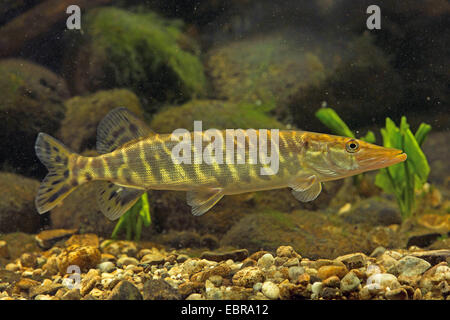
232, 267, 265, 288
97, 261, 115, 273
205, 31, 332, 119
377, 253, 399, 273
108, 280, 142, 300
340, 197, 402, 226
191, 263, 232, 282
56, 245, 101, 274
413, 288, 422, 300
35, 229, 78, 249
409, 250, 450, 266
261, 281, 280, 300
140, 253, 165, 266
366, 273, 400, 291
323, 276, 340, 288
288, 266, 305, 281
56, 89, 145, 152
289, 33, 404, 131
257, 253, 275, 269
335, 253, 367, 270
61, 288, 82, 300
20, 253, 37, 268
0, 173, 41, 233
321, 287, 341, 299
29, 283, 64, 298
370, 246, 386, 258
397, 256, 431, 277
0, 59, 69, 176
276, 246, 300, 259
311, 282, 323, 296
66, 7, 205, 105
65, 234, 99, 248
101, 241, 138, 257
143, 279, 181, 300
116, 257, 139, 267
385, 287, 408, 300
15, 278, 40, 291
0, 240, 8, 259
278, 280, 310, 300
317, 265, 348, 280
42, 256, 59, 276
340, 271, 361, 293
200, 249, 248, 262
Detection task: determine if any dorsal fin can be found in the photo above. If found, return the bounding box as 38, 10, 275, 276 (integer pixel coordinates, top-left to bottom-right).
96, 107, 154, 154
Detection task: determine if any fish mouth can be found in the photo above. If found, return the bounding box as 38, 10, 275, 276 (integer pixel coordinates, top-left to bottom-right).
357, 148, 407, 171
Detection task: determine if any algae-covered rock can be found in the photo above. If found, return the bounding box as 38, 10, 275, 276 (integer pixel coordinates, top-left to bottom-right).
0, 59, 69, 176
66, 7, 206, 107
288, 34, 404, 131
57, 89, 144, 152
221, 209, 376, 259
0, 172, 41, 233
150, 99, 284, 133
340, 197, 402, 227
205, 32, 330, 118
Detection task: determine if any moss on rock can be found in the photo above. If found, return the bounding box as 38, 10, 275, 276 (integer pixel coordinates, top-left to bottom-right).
150, 99, 284, 133
66, 7, 206, 108
57, 89, 144, 152
0, 59, 69, 176
0, 172, 41, 233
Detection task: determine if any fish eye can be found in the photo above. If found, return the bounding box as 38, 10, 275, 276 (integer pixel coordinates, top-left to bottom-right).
345, 139, 360, 153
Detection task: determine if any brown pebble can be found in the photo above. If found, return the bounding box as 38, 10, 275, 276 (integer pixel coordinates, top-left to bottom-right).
317, 265, 348, 280
15, 278, 40, 290
413, 288, 422, 300
249, 251, 270, 261
178, 281, 204, 297
297, 273, 310, 286
385, 287, 408, 300
241, 258, 256, 269
323, 276, 340, 288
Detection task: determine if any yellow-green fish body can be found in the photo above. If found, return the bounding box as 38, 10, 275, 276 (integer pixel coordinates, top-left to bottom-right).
35, 108, 407, 219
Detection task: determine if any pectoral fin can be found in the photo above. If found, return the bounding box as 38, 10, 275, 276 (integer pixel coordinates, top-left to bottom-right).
291, 180, 322, 202
288, 175, 317, 192
186, 188, 224, 216
97, 181, 144, 220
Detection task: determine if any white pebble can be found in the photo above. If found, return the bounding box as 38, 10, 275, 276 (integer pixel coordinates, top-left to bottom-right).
261, 281, 279, 300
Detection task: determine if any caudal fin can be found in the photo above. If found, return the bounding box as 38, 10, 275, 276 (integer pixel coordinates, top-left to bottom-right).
35, 133, 78, 214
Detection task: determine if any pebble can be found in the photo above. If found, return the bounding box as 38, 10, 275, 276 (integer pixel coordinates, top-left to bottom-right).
396, 256, 431, 277
261, 281, 280, 299
232, 267, 265, 288
311, 282, 323, 296
117, 256, 139, 267
97, 261, 115, 273
57, 245, 101, 274
108, 280, 142, 300
317, 265, 348, 280
385, 287, 408, 300
288, 266, 305, 281
140, 253, 165, 265
335, 253, 367, 270
340, 271, 361, 293
276, 246, 300, 259
366, 273, 400, 291
257, 253, 275, 269
323, 276, 340, 288
200, 249, 249, 262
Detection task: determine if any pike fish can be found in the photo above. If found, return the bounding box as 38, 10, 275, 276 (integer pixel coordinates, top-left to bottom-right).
35, 107, 407, 220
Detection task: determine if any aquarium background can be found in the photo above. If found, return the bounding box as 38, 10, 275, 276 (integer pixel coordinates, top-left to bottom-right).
0, 0, 448, 300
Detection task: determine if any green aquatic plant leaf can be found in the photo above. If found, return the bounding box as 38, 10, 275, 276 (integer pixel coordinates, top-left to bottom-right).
414, 123, 432, 147
111, 193, 152, 241
361, 130, 376, 143
375, 117, 431, 219
315, 108, 355, 138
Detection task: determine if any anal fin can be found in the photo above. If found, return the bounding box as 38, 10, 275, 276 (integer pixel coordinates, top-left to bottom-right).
288, 175, 317, 192
186, 188, 224, 216
97, 181, 144, 220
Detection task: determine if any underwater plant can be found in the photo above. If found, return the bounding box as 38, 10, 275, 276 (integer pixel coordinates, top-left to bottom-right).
375, 117, 431, 219
315, 107, 376, 143
111, 193, 152, 241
